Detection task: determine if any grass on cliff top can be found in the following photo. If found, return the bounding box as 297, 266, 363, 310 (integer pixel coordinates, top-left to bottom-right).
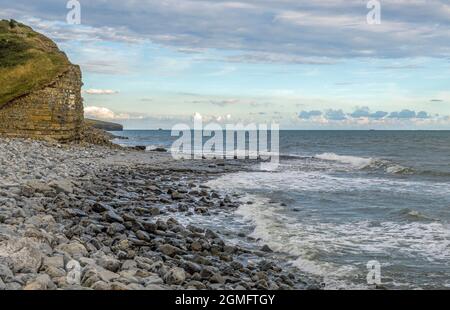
0, 19, 70, 107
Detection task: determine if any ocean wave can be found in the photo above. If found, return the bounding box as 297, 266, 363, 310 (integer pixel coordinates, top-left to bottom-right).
315, 152, 374, 168
314, 152, 414, 175
231, 194, 450, 289
397, 208, 436, 222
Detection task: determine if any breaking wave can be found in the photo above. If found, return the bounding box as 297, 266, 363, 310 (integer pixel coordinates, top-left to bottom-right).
314, 152, 414, 175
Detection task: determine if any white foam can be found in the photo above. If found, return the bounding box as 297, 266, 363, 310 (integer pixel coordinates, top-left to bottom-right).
207, 171, 450, 289
315, 152, 374, 168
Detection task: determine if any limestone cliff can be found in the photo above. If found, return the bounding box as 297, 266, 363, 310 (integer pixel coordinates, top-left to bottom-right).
0, 20, 84, 141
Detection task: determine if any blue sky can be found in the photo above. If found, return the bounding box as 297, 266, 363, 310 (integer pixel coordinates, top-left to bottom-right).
1, 0, 449, 129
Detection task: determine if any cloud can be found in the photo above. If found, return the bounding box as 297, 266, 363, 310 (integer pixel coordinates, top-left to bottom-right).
416, 111, 430, 119
350, 107, 370, 118
84, 106, 139, 120
389, 109, 416, 119
2, 0, 450, 63
430, 99, 444, 102
351, 107, 388, 119
83, 89, 119, 95
298, 110, 322, 119
370, 111, 389, 119
209, 99, 240, 107
298, 108, 441, 125
325, 109, 347, 121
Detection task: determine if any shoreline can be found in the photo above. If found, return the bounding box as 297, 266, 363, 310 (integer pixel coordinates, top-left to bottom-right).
0, 138, 318, 290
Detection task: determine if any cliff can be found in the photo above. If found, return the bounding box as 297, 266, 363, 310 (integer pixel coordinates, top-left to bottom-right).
0, 19, 84, 141
85, 119, 124, 131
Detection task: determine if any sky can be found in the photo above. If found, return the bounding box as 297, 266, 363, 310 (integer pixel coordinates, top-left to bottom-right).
1, 0, 449, 129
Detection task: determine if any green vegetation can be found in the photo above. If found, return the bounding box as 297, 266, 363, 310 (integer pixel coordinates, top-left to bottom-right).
85, 119, 124, 131
0, 19, 70, 107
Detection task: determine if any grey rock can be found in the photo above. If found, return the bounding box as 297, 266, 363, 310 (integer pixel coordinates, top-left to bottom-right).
158, 244, 180, 257
50, 180, 74, 194
142, 275, 164, 286
104, 211, 124, 223
0, 263, 14, 282
56, 242, 88, 259
43, 256, 65, 270
97, 255, 121, 272
0, 238, 43, 273
24, 274, 56, 290
163, 267, 186, 285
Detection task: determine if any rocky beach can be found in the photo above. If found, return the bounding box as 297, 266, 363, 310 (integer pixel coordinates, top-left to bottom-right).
0, 138, 316, 290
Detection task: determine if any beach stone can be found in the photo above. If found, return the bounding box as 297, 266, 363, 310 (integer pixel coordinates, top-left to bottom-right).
82, 265, 120, 287
24, 274, 56, 290
0, 238, 43, 273
171, 191, 185, 200
210, 273, 226, 284
6, 282, 22, 290
45, 266, 66, 278
145, 284, 165, 290
121, 260, 137, 271
163, 267, 186, 285
50, 180, 73, 194
141, 221, 157, 233
92, 203, 113, 213
159, 244, 179, 257
135, 230, 151, 242
97, 255, 121, 272
110, 282, 130, 290
261, 245, 273, 253
56, 242, 88, 258
186, 280, 206, 289
43, 256, 65, 270
190, 241, 202, 252
142, 275, 164, 286
24, 180, 53, 194
0, 263, 14, 282
91, 281, 111, 290
104, 211, 124, 223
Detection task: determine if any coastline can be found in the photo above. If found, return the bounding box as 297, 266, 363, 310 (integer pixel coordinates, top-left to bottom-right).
0, 138, 317, 290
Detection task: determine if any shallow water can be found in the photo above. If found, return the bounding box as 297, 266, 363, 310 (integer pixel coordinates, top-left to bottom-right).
112, 130, 450, 289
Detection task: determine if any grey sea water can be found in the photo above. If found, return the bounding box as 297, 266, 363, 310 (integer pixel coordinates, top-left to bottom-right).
112, 130, 450, 289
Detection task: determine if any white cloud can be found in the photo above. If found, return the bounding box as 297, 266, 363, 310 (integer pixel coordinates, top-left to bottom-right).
84, 106, 131, 120
83, 89, 119, 95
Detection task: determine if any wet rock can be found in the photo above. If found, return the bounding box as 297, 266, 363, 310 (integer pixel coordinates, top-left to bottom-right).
104, 211, 124, 223
92, 203, 114, 213
261, 245, 274, 253
171, 191, 185, 200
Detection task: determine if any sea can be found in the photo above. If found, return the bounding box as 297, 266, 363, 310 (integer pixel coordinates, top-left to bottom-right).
111, 130, 450, 289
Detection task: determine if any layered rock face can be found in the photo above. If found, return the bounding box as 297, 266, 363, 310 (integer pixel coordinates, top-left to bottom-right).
0, 65, 84, 141
0, 20, 84, 141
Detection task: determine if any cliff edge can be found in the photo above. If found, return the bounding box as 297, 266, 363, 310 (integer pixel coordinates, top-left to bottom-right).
0, 19, 84, 141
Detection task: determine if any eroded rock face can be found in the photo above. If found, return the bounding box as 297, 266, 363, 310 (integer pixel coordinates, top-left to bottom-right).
0, 65, 84, 141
